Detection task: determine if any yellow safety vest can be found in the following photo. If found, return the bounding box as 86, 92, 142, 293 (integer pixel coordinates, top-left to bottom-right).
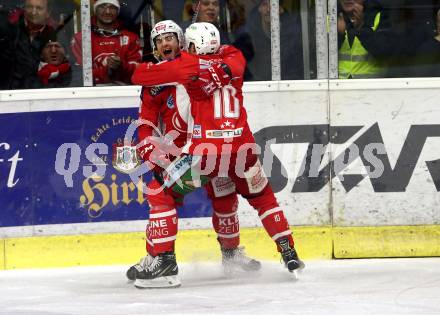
338, 12, 386, 79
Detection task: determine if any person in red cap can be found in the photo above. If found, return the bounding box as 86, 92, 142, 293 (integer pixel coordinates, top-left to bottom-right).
71, 0, 142, 85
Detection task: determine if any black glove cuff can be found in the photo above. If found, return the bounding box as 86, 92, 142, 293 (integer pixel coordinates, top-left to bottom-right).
221, 63, 232, 78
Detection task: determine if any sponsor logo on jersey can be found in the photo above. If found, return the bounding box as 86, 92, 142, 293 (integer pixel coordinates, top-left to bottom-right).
193, 125, 202, 138
166, 95, 175, 109
205, 128, 243, 138
212, 177, 236, 197
98, 41, 115, 46
244, 160, 268, 194
149, 86, 165, 96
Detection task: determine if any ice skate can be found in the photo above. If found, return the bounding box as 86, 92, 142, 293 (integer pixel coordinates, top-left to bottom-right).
126, 254, 154, 281
277, 237, 305, 275
222, 246, 261, 275
134, 252, 181, 289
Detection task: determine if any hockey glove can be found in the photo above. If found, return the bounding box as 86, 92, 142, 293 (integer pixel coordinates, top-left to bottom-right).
137, 144, 172, 173
188, 62, 232, 100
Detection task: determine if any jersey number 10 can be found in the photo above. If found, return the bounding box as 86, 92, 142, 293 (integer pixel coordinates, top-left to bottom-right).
213, 85, 240, 119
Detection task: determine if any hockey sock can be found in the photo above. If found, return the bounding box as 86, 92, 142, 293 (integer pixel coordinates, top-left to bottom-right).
147, 207, 178, 256
246, 185, 294, 251
213, 210, 240, 249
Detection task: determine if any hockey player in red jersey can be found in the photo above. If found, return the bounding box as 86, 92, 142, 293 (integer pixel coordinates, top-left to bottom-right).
71, 0, 142, 85
126, 20, 260, 289
132, 22, 304, 277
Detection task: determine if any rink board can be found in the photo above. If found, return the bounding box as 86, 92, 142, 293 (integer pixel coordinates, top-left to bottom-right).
333, 225, 440, 258
1, 79, 440, 268
1, 226, 332, 269
0, 241, 4, 269
329, 80, 440, 227
2, 225, 440, 269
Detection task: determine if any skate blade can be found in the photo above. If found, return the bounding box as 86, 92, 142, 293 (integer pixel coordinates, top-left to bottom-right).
290, 269, 299, 280
288, 263, 305, 280
134, 275, 181, 289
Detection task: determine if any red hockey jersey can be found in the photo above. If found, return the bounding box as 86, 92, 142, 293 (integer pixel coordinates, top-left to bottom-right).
137, 84, 190, 162
71, 21, 142, 85
132, 46, 255, 155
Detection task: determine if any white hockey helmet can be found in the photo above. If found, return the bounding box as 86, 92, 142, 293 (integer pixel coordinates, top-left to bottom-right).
150, 20, 185, 51
185, 22, 220, 55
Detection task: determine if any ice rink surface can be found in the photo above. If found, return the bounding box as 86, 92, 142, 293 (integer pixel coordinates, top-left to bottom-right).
0, 258, 439, 315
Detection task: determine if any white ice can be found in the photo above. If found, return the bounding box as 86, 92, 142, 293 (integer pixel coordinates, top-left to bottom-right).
1, 258, 439, 315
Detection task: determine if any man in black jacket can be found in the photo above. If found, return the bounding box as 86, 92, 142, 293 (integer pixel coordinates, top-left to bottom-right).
0, 0, 55, 90
38, 33, 72, 88
246, 0, 304, 81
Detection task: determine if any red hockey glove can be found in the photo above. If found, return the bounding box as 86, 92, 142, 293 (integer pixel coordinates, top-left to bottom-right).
187, 62, 232, 100
207, 62, 232, 87
137, 136, 179, 172
149, 149, 173, 170
137, 143, 170, 173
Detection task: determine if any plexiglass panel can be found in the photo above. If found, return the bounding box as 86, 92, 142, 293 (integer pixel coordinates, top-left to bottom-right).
0, 0, 82, 89
336, 0, 440, 79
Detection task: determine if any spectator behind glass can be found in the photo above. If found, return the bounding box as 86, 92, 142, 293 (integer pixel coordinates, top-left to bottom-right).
38, 33, 71, 87
182, 0, 254, 80
182, 1, 223, 37
192, 0, 220, 24
411, 8, 440, 77
0, 0, 56, 89
71, 0, 142, 85
337, 0, 395, 79
246, 0, 304, 81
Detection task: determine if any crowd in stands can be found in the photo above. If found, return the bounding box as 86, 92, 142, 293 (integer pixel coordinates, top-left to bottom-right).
337, 0, 440, 78
0, 0, 439, 90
